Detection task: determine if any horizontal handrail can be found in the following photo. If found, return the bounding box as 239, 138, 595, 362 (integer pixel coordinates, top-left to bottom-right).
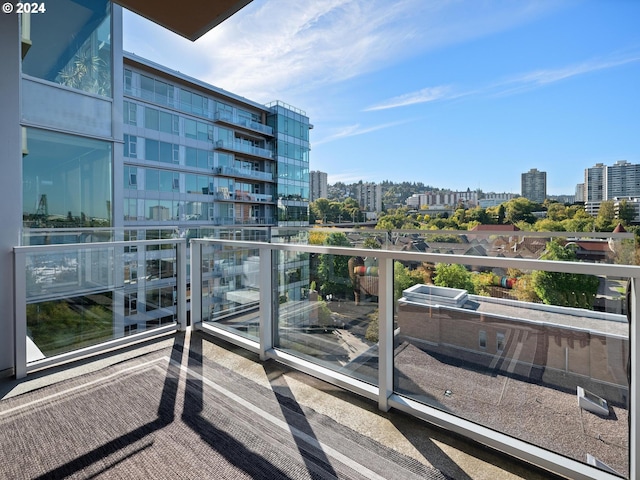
191, 238, 640, 278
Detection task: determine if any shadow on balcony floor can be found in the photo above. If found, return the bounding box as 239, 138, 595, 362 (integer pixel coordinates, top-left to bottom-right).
0, 331, 563, 479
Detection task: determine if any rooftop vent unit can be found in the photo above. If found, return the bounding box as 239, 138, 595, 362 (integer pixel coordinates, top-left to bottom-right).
577, 386, 609, 416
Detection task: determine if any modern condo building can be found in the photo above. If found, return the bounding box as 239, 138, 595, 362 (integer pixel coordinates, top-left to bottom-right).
0, 0, 309, 374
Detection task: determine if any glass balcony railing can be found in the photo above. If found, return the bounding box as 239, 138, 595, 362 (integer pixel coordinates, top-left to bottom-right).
190, 232, 639, 480
213, 165, 274, 182
12, 227, 639, 480
214, 111, 274, 136
14, 237, 187, 376
215, 140, 274, 159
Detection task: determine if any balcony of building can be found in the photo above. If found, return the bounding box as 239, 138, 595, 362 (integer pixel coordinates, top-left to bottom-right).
214, 110, 274, 137
215, 139, 274, 160
5, 228, 639, 480
213, 165, 275, 183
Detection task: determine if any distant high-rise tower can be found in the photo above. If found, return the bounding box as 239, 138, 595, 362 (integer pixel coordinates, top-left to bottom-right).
606, 160, 640, 198
521, 168, 547, 203
355, 182, 383, 212
585, 164, 605, 203
310, 170, 328, 201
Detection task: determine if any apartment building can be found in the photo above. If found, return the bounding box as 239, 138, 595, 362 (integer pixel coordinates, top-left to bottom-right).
521, 168, 547, 203
478, 192, 517, 208
310, 170, 328, 201
407, 190, 480, 209
1, 0, 309, 372
575, 183, 585, 203
584, 161, 640, 216
355, 182, 383, 213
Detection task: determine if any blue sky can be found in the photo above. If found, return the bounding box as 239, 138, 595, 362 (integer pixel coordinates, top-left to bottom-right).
123, 0, 640, 196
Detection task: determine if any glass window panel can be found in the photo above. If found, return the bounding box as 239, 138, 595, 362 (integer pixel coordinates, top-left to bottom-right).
145, 139, 159, 161
22, 0, 112, 97
145, 108, 159, 130
155, 81, 168, 105
173, 144, 180, 164
197, 176, 209, 194
158, 200, 172, 220
124, 134, 137, 158
145, 200, 162, 220
158, 142, 172, 163
180, 90, 191, 112
192, 93, 203, 115
124, 69, 133, 93
159, 170, 173, 192
159, 111, 173, 133
140, 75, 154, 101
145, 169, 159, 191
197, 122, 208, 141
197, 149, 210, 169
124, 198, 137, 220
22, 128, 112, 228
185, 119, 197, 139
185, 174, 197, 193
186, 147, 197, 168
124, 101, 137, 125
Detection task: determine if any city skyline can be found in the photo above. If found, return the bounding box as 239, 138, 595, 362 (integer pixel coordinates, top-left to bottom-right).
123, 0, 640, 196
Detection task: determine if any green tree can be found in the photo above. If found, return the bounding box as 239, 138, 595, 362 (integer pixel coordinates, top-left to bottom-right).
466, 206, 491, 225
497, 204, 506, 224
595, 200, 616, 231
531, 240, 599, 308
504, 197, 538, 224
363, 237, 382, 249
316, 232, 352, 297
433, 263, 475, 293
617, 199, 636, 225
393, 261, 424, 301
532, 219, 565, 232
311, 198, 331, 223
546, 203, 567, 221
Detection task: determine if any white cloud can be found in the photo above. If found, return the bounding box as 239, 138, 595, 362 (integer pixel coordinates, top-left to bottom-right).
124, 0, 562, 103
314, 120, 410, 146
491, 53, 640, 96
364, 51, 640, 112
364, 86, 454, 111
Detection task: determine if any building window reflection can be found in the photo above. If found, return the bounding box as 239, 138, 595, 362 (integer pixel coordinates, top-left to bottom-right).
22, 0, 112, 97
22, 128, 112, 228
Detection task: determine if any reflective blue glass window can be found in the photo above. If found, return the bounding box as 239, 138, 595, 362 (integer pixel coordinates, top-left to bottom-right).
22, 0, 112, 97
22, 128, 112, 228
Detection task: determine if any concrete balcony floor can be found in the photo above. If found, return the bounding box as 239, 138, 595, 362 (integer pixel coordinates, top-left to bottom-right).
0, 331, 563, 480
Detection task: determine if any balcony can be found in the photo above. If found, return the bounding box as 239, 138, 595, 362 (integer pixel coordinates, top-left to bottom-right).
215, 139, 274, 160
213, 165, 275, 182
6, 229, 640, 480
214, 111, 274, 136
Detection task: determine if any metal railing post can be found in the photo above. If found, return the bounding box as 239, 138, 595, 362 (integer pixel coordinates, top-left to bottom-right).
630, 277, 639, 480
176, 240, 187, 331
259, 245, 273, 360
13, 249, 27, 379
190, 240, 202, 330
378, 257, 393, 412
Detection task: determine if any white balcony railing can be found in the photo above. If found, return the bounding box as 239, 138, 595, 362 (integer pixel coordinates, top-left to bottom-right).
215, 140, 274, 159
214, 111, 274, 136
190, 236, 640, 480
12, 228, 640, 480
14, 238, 188, 378
213, 165, 274, 182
